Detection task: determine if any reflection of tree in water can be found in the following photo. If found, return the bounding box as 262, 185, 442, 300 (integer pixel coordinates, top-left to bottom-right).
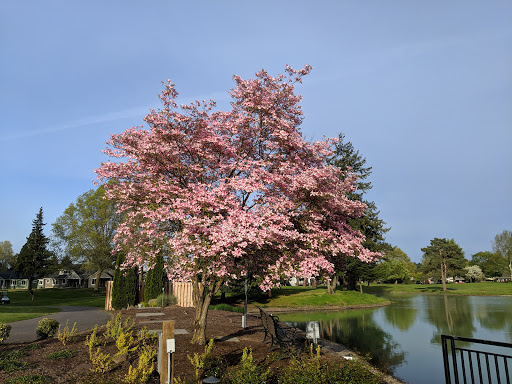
473, 298, 512, 344
383, 304, 417, 331
320, 313, 406, 374
424, 295, 476, 345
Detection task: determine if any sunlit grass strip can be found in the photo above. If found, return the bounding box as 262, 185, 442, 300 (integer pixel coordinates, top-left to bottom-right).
253, 288, 388, 308
0, 307, 61, 323
364, 282, 512, 296
4, 288, 106, 307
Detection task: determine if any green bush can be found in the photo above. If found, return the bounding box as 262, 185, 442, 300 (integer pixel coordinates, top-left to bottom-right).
0, 322, 12, 343
155, 293, 177, 307
35, 318, 59, 340
144, 254, 165, 302
5, 375, 52, 384
226, 348, 268, 384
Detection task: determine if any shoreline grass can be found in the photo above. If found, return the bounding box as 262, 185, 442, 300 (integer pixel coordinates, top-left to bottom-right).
363, 281, 512, 296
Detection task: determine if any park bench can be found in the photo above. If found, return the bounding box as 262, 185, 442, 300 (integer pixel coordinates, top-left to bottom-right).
257, 306, 304, 355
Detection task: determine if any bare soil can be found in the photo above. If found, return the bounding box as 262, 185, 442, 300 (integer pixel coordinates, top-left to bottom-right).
0, 306, 401, 383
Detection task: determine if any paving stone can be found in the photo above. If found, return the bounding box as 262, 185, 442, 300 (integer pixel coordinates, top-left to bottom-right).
135, 312, 165, 317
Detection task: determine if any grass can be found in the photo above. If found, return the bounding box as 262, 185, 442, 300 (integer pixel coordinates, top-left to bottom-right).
213, 286, 389, 310
0, 307, 61, 323
253, 286, 389, 308
0, 288, 106, 323
363, 281, 512, 296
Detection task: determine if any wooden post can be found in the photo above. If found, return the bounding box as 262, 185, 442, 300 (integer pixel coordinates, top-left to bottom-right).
160, 320, 175, 384
104, 281, 113, 311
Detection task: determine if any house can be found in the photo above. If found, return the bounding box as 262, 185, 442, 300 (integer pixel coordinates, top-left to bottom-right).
37, 269, 87, 289
0, 270, 31, 289
85, 269, 115, 289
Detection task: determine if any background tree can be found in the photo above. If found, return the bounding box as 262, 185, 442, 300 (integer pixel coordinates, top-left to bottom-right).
421, 238, 466, 292
14, 208, 55, 295
112, 252, 127, 310
492, 230, 512, 277
0, 241, 16, 271
96, 66, 379, 344
376, 247, 413, 284
326, 133, 391, 292
52, 185, 120, 291
464, 265, 485, 282
144, 253, 165, 302
469, 251, 506, 278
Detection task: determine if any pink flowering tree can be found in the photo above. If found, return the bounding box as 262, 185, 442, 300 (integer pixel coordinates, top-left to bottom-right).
95, 66, 378, 344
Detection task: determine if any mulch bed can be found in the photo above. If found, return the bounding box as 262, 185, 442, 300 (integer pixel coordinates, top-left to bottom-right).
0, 306, 403, 383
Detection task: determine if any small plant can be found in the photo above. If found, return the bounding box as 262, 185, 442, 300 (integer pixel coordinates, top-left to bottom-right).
123, 345, 157, 383
35, 318, 59, 339
46, 349, 77, 360
57, 320, 78, 345
155, 293, 177, 307
227, 348, 268, 384
0, 322, 12, 343
0, 350, 33, 373
187, 338, 215, 381
89, 347, 114, 373
105, 313, 134, 341
5, 375, 52, 384
23, 343, 41, 351
85, 325, 102, 349
115, 329, 137, 357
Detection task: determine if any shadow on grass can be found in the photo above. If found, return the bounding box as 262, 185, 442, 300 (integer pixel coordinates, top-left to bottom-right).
212, 286, 322, 306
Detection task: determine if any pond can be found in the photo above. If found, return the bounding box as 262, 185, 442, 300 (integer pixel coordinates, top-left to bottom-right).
278, 294, 512, 384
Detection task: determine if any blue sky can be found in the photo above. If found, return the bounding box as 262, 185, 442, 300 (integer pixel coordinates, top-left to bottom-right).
1, 1, 511, 263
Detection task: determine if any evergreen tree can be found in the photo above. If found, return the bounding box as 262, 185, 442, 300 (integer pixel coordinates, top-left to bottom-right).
327, 133, 392, 291
14, 208, 55, 295
125, 267, 138, 307
421, 238, 467, 292
144, 254, 165, 301
112, 252, 126, 310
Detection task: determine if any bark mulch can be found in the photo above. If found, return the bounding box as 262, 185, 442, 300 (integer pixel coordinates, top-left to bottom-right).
0, 306, 403, 383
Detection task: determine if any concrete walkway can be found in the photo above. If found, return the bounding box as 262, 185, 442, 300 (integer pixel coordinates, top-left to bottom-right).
5, 306, 113, 344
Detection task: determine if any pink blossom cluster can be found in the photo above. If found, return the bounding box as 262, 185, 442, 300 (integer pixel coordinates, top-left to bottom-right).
95, 66, 379, 291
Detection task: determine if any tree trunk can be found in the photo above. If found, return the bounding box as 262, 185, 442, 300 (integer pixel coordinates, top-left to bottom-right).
327, 276, 337, 294
359, 282, 363, 294
94, 269, 102, 292
312, 278, 317, 289
191, 277, 222, 345
441, 261, 447, 293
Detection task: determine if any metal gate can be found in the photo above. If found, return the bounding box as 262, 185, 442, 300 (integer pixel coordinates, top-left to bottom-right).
442, 335, 512, 384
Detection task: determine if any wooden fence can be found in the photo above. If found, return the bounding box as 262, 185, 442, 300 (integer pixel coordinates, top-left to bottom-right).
104, 281, 194, 310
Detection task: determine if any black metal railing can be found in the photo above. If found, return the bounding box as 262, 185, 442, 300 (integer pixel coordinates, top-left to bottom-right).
442, 335, 512, 384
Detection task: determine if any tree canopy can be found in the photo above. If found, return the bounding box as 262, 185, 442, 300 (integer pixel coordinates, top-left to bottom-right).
52, 185, 120, 291
421, 238, 466, 292
469, 251, 506, 278
492, 230, 512, 277
95, 66, 379, 344
0, 241, 15, 271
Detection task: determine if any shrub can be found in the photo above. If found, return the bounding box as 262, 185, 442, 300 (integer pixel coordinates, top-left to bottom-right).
35, 318, 59, 340
123, 345, 157, 383
0, 350, 33, 373
0, 322, 12, 343
115, 329, 137, 357
208, 303, 244, 313
226, 348, 268, 384
155, 293, 177, 307
144, 254, 165, 302
5, 375, 52, 384
187, 339, 215, 381
57, 320, 78, 345
105, 313, 134, 341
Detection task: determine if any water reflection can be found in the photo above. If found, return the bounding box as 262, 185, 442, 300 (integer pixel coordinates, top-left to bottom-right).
279, 310, 406, 374
424, 295, 476, 345
383, 301, 417, 331
279, 295, 512, 384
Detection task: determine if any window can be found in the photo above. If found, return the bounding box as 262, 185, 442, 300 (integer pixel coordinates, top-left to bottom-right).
20, 280, 26, 286
91, 278, 96, 286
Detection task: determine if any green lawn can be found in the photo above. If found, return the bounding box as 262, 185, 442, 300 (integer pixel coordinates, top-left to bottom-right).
0, 288, 106, 323
363, 281, 512, 296
216, 286, 389, 309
